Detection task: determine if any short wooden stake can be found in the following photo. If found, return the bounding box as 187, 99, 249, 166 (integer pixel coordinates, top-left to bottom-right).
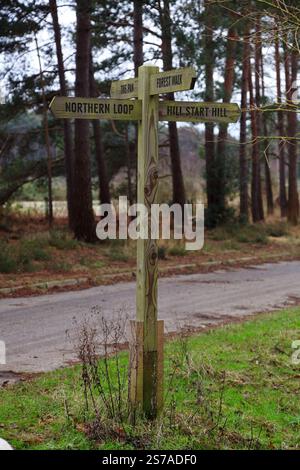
129, 319, 164, 419
129, 320, 144, 411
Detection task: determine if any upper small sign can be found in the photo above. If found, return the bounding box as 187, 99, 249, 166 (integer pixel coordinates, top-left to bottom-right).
150, 67, 196, 95
50, 96, 141, 120
110, 78, 138, 99
158, 101, 241, 123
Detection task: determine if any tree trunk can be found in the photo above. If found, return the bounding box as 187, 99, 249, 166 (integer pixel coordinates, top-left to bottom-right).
49, 0, 75, 229
89, 56, 111, 205
287, 48, 299, 224
239, 27, 249, 222
264, 147, 274, 215
248, 47, 264, 222
253, 19, 264, 221
73, 0, 96, 242
216, 25, 237, 214
35, 34, 53, 228
159, 0, 186, 208
133, 0, 143, 76
133, 0, 144, 203
203, 0, 216, 220
125, 125, 134, 205
92, 120, 111, 205
275, 33, 287, 216
260, 36, 274, 215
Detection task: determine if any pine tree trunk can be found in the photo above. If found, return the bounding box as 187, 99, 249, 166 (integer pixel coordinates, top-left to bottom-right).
133, 0, 143, 76
264, 154, 274, 216
204, 0, 216, 218
133, 0, 144, 203
287, 48, 299, 224
49, 0, 75, 229
275, 34, 287, 217
260, 37, 274, 215
35, 35, 53, 228
253, 19, 264, 221
92, 119, 111, 205
125, 125, 133, 205
239, 27, 249, 222
248, 47, 264, 222
159, 0, 186, 208
216, 25, 237, 214
89, 57, 111, 205
73, 0, 96, 242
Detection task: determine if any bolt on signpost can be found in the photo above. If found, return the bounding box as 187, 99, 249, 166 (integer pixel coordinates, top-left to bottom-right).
50, 64, 241, 419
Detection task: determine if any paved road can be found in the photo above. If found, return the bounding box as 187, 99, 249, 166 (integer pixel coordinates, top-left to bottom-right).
0, 261, 299, 377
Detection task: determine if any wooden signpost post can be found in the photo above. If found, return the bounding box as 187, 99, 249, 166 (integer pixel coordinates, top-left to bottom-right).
50, 64, 241, 419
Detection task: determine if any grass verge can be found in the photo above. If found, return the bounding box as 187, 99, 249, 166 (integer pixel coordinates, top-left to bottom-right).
0, 307, 299, 450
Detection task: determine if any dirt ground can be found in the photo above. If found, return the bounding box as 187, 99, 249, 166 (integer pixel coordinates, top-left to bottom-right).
0, 214, 300, 298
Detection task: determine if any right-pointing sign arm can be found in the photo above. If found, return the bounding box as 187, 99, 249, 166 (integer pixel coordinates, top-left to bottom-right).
158, 101, 241, 123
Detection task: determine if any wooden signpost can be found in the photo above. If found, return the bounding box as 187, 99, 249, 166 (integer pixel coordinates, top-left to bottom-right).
50, 65, 241, 419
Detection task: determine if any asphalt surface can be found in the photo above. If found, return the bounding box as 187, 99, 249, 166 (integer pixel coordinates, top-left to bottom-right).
0, 261, 299, 379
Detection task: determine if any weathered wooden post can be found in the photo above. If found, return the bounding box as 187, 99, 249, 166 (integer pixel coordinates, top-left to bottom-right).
130, 65, 164, 419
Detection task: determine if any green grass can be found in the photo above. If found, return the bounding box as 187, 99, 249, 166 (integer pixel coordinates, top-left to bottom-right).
48, 261, 72, 272
79, 257, 105, 269
0, 239, 17, 273
0, 231, 78, 274
210, 223, 270, 245
0, 308, 299, 450
105, 240, 135, 262
107, 249, 129, 262
168, 244, 187, 256
49, 230, 78, 250
0, 240, 40, 273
